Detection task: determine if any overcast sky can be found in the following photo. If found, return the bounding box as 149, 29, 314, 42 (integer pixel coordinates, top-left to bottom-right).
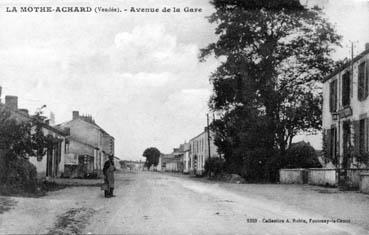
0, 0, 368, 160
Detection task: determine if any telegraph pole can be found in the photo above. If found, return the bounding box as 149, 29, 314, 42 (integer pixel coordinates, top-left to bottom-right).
207, 113, 211, 160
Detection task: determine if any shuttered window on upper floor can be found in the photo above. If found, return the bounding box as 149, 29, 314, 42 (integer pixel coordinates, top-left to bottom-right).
358, 61, 368, 101
329, 79, 337, 112
342, 71, 351, 107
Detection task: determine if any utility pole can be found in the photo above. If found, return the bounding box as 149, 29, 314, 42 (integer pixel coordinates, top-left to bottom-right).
207, 113, 211, 161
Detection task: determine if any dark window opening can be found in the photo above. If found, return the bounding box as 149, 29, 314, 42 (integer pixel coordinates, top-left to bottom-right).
329, 80, 337, 112
359, 119, 365, 154
330, 127, 337, 161
342, 120, 351, 168
358, 62, 367, 101
342, 71, 351, 107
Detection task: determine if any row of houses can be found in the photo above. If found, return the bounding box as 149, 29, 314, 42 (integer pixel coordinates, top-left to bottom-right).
0, 91, 117, 179
154, 127, 219, 176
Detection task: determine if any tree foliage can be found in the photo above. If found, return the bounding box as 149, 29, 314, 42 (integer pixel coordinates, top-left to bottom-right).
201, 0, 342, 181
283, 141, 321, 168
204, 157, 225, 176
0, 108, 59, 186
142, 147, 161, 169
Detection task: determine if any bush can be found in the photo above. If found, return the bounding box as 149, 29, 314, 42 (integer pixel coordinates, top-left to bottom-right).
240, 148, 271, 182
1, 153, 38, 193
283, 141, 322, 169
204, 157, 225, 177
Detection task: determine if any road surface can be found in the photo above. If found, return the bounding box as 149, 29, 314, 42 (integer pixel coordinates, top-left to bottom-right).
1, 171, 369, 234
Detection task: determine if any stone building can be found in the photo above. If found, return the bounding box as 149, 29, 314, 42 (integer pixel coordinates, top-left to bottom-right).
322, 43, 369, 169
56, 111, 114, 177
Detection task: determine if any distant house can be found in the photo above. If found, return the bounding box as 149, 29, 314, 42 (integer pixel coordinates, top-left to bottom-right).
0, 95, 68, 179
181, 143, 191, 174
56, 111, 115, 177
160, 152, 182, 172
189, 127, 219, 175
322, 43, 369, 168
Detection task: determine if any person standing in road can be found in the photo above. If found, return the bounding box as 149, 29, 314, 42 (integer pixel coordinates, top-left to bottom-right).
103, 155, 116, 198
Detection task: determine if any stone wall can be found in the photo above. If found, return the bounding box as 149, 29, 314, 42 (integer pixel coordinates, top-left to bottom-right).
360, 173, 369, 194
279, 169, 307, 184
308, 168, 338, 186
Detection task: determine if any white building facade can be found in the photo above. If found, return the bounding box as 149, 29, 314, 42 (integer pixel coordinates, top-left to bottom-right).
322, 44, 369, 168
189, 127, 219, 175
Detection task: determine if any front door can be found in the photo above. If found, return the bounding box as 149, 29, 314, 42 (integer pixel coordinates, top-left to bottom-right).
342, 120, 351, 169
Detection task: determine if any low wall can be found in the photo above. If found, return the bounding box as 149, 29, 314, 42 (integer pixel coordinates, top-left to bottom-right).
308, 168, 338, 187
360, 173, 369, 194
279, 169, 307, 184
346, 169, 369, 189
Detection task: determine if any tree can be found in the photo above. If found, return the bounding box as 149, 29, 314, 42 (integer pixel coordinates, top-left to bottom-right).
142, 147, 161, 169
201, 0, 342, 180
0, 108, 57, 190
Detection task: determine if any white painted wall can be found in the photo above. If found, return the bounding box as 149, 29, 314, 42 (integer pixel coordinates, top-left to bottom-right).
323, 51, 369, 167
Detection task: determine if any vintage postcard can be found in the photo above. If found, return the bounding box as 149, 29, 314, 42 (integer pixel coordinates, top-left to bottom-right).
0, 0, 369, 234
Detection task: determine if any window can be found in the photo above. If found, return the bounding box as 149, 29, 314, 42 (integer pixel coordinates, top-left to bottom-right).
342, 120, 351, 168
342, 71, 351, 107
358, 62, 365, 100
329, 80, 337, 112
359, 119, 366, 154
330, 127, 337, 161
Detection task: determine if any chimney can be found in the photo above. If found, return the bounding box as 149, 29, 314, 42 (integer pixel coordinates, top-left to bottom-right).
72, 111, 79, 120
18, 109, 29, 117
5, 96, 18, 110
49, 112, 55, 125
0, 86, 2, 103
366, 43, 369, 51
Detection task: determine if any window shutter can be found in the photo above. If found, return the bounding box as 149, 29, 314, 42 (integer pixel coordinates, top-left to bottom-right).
324, 129, 331, 159
366, 60, 369, 99
333, 80, 338, 112
353, 120, 360, 155
329, 80, 337, 112
359, 62, 364, 100
367, 118, 369, 153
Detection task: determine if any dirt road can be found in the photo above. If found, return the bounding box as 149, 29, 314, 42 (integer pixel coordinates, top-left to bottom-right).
1, 171, 369, 234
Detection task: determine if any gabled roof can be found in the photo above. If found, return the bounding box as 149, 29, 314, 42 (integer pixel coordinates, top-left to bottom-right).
57, 118, 113, 138
323, 48, 369, 83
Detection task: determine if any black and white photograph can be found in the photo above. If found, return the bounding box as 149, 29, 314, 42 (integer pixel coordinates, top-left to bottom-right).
0, 0, 369, 234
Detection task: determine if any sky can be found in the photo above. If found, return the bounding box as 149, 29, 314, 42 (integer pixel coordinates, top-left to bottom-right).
0, 0, 368, 160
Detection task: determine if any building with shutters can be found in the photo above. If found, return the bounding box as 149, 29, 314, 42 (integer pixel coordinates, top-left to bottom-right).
322, 43, 369, 169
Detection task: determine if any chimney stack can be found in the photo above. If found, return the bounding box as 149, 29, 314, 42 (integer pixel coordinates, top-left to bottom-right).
5, 96, 18, 110
366, 43, 369, 51
72, 111, 79, 120
49, 112, 55, 125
